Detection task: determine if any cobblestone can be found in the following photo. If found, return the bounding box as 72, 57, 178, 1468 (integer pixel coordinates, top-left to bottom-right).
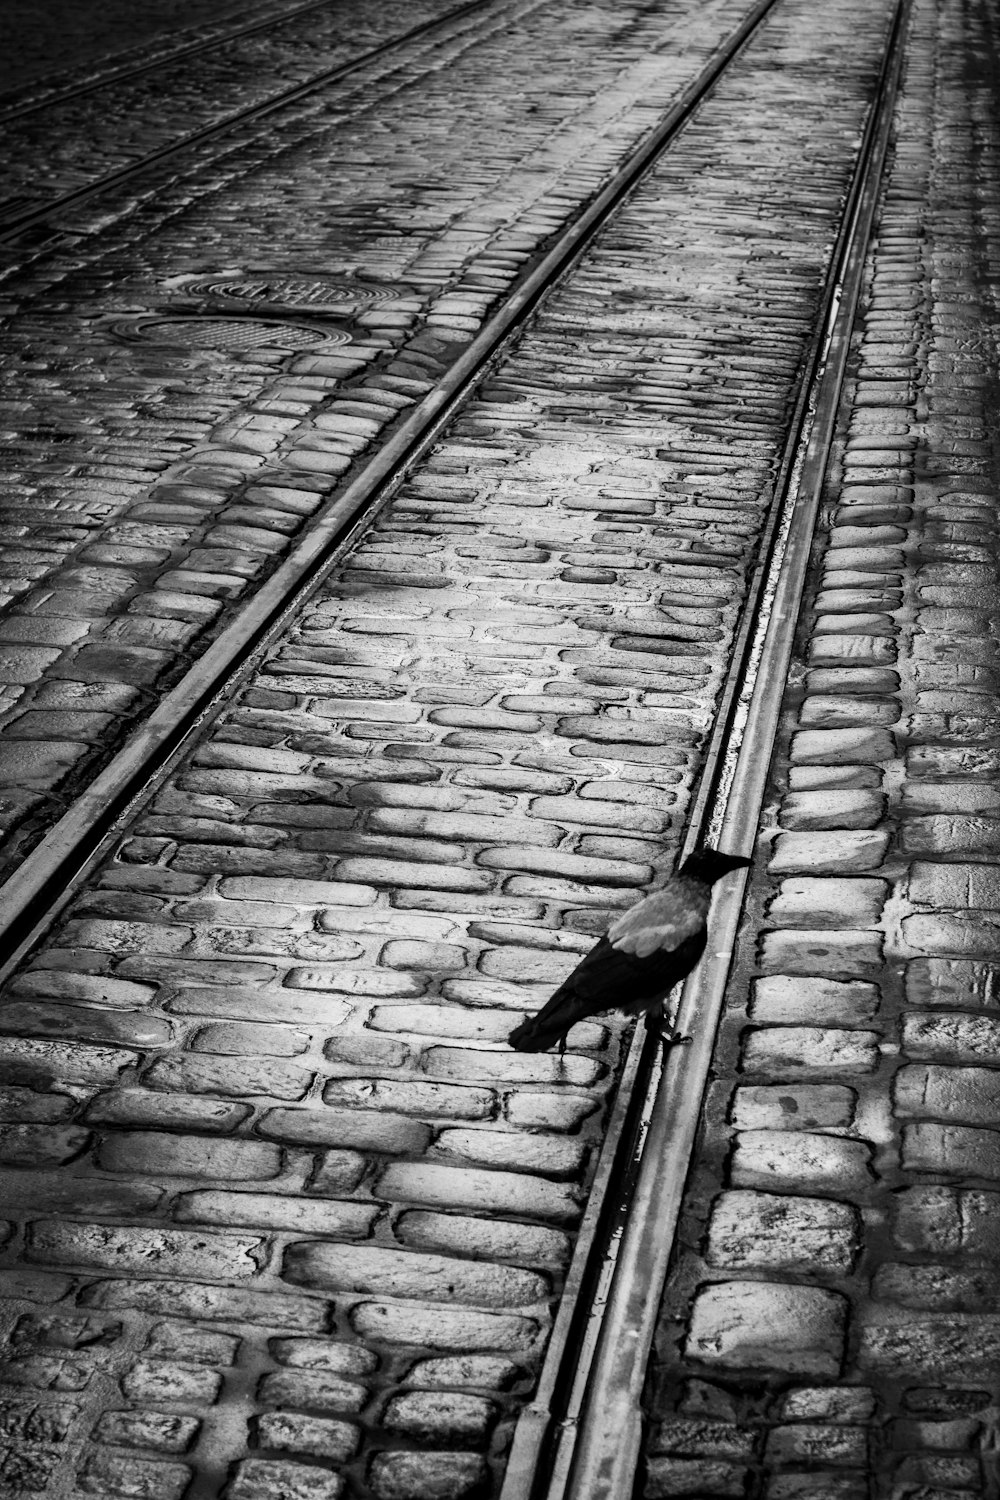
644, 1, 1000, 1491
1, 0, 983, 1494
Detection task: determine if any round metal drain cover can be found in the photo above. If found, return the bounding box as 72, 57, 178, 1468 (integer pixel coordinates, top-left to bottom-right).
163, 271, 404, 313
110, 314, 349, 352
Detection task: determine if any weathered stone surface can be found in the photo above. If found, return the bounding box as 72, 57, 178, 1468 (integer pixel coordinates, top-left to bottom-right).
894, 1063, 1000, 1125
905, 957, 1000, 1009
283, 1242, 545, 1307
685, 1282, 847, 1375
705, 1191, 860, 1273
368, 1451, 488, 1500
758, 930, 883, 975
741, 1027, 880, 1075
729, 1085, 856, 1131
901, 1122, 1000, 1181
750, 976, 879, 1025
351, 1302, 539, 1352
730, 1130, 873, 1194
768, 831, 889, 874
764, 878, 887, 928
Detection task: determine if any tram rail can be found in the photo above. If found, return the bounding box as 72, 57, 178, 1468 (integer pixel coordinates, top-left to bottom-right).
0, 0, 914, 1493
0, 0, 385, 125
0, 0, 493, 245
0, 0, 782, 971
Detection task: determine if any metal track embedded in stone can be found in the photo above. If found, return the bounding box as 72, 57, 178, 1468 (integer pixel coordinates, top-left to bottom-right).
0, 0, 493, 246
0, 0, 783, 975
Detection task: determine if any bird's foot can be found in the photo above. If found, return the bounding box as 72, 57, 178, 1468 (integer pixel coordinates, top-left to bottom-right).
646, 1016, 692, 1054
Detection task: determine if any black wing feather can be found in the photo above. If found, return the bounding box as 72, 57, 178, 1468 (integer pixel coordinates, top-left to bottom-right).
508, 927, 707, 1052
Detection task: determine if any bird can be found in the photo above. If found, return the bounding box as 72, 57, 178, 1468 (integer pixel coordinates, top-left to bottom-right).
507, 846, 752, 1054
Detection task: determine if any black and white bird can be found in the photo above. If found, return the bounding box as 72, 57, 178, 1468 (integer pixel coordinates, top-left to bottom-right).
507, 846, 752, 1054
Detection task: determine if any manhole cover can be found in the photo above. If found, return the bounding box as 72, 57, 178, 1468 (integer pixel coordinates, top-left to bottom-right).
162, 271, 405, 313
109, 315, 349, 351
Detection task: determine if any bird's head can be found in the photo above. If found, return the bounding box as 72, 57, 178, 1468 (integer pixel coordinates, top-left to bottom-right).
678, 846, 753, 885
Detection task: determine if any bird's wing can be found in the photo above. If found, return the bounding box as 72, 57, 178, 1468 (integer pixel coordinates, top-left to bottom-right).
607, 883, 708, 958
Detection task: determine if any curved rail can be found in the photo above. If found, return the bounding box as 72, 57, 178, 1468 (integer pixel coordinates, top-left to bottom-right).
0, 0, 493, 245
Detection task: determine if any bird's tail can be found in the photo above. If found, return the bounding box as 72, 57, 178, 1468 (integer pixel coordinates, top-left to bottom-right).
508, 984, 577, 1052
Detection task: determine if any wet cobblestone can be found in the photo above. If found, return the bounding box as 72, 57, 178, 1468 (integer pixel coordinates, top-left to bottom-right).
0, 0, 900, 1493
644, 0, 1000, 1492
0, 0, 761, 878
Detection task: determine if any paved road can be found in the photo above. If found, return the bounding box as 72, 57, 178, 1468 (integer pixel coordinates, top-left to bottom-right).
643, 0, 1000, 1495
0, 0, 910, 1496
0, 0, 755, 882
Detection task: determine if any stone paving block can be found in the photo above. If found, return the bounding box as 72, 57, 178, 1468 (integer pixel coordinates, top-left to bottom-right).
729, 1084, 857, 1131
901, 1122, 1000, 1182
908, 860, 1000, 908
97, 1130, 282, 1180
749, 976, 879, 1025
764, 878, 887, 928
764, 1423, 868, 1465
258, 1369, 368, 1416
872, 1262, 1000, 1312
322, 1076, 496, 1120
902, 1010, 1000, 1062
26, 1222, 264, 1280
774, 1387, 875, 1422
646, 1458, 747, 1497
382, 1390, 496, 1444
740, 1027, 880, 1075
76, 1452, 192, 1500
894, 1063, 1000, 1125
377, 1161, 581, 1223
283, 1241, 547, 1307
778, 788, 885, 830
351, 1302, 539, 1353
705, 1190, 860, 1273
147, 1055, 314, 1100
685, 1281, 847, 1376
431, 1126, 586, 1178
858, 1316, 1000, 1379
255, 1412, 359, 1460
84, 1089, 250, 1132
92, 1409, 201, 1453
228, 1459, 344, 1500
768, 831, 889, 874
903, 910, 1000, 958
758, 930, 883, 975
730, 1130, 873, 1194
788, 728, 895, 764
905, 957, 1000, 1010
368, 1451, 488, 1500
394, 1211, 568, 1267
176, 1192, 377, 1238
260, 1105, 431, 1155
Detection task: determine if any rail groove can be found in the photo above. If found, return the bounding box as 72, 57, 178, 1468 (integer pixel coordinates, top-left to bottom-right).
0, 0, 782, 980
503, 1, 912, 1495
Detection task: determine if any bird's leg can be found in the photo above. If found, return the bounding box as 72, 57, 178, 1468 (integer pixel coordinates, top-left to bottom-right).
646, 999, 692, 1055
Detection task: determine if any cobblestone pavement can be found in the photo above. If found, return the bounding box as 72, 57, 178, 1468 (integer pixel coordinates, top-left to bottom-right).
0, 0, 293, 98
0, 0, 905, 1496
642, 0, 1000, 1495
0, 0, 760, 881
0, 0, 466, 210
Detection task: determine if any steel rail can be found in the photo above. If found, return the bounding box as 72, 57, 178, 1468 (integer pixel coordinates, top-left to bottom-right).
0, 0, 783, 982
0, 0, 364, 125
0, 0, 494, 245
555, 3, 911, 1497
